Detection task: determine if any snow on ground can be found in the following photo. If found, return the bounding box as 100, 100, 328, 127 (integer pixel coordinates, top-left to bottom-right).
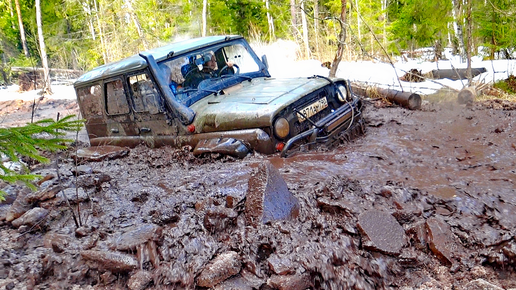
0, 84, 77, 101
261, 41, 516, 95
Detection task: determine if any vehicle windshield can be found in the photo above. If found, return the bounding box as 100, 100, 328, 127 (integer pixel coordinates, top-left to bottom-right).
158, 40, 265, 106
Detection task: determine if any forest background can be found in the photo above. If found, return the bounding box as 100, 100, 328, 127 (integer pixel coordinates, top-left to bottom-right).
1, 0, 516, 84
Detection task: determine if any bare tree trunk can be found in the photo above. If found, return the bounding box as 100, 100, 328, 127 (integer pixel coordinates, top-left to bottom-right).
356, 0, 361, 39
202, 0, 207, 37
451, 0, 466, 61
329, 0, 347, 78
93, 0, 108, 64
36, 0, 52, 95
14, 0, 29, 57
465, 0, 472, 85
490, 4, 496, 59
314, 0, 320, 57
301, 0, 310, 59
290, 0, 297, 36
264, 0, 275, 40
8, 0, 16, 30
126, 0, 149, 50
382, 0, 387, 47
82, 0, 96, 41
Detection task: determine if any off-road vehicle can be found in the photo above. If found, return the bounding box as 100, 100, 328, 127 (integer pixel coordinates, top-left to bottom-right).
74, 35, 363, 157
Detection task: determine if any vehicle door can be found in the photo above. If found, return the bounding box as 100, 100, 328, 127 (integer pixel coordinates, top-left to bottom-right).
126, 70, 175, 138
76, 84, 107, 140
104, 77, 138, 138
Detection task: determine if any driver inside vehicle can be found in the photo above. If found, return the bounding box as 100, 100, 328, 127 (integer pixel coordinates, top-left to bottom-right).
182, 51, 234, 89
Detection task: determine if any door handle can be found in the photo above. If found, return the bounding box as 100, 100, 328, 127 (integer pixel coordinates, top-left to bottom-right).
140, 127, 151, 133
110, 128, 119, 133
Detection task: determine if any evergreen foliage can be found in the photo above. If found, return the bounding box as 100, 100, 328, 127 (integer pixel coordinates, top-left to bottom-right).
387, 0, 452, 54
474, 0, 516, 59
0, 115, 83, 201
1, 0, 516, 72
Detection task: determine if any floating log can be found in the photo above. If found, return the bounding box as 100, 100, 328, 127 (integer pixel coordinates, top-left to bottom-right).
351, 83, 422, 110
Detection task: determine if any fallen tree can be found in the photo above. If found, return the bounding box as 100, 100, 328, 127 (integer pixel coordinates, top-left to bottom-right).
351, 83, 422, 110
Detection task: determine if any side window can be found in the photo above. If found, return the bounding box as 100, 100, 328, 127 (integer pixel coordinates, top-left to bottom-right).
128, 73, 161, 114
77, 84, 102, 117
105, 79, 130, 115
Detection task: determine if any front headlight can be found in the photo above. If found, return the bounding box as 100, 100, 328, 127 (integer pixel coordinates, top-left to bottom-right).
274, 117, 290, 139
336, 84, 349, 103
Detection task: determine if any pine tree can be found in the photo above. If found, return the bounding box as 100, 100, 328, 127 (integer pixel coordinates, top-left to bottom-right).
387, 0, 452, 57
0, 115, 83, 201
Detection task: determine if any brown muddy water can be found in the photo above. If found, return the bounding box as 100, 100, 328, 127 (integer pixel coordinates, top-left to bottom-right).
1, 98, 516, 289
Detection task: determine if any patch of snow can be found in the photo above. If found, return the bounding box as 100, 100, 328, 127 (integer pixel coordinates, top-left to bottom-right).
0, 85, 77, 102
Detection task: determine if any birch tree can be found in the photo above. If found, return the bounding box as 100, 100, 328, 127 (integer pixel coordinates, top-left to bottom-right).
264, 0, 275, 40
451, 0, 465, 60
290, 0, 298, 37
202, 0, 207, 36
126, 0, 149, 50
35, 0, 51, 94
301, 0, 310, 58
465, 0, 472, 84
14, 0, 29, 57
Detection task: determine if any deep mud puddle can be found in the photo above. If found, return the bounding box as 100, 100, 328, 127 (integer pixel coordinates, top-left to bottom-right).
1, 99, 516, 289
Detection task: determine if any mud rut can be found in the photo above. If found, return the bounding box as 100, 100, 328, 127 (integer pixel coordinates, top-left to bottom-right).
0, 97, 516, 289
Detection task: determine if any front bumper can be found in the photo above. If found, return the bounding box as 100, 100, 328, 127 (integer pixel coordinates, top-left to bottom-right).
280, 99, 363, 157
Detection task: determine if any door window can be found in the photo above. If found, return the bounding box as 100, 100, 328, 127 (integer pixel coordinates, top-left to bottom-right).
128, 73, 161, 114
76, 84, 102, 117
105, 79, 130, 115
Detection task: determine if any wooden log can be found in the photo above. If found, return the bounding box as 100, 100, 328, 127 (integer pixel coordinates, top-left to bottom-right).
457, 87, 476, 104
351, 83, 422, 110
430, 68, 486, 80
11, 67, 83, 74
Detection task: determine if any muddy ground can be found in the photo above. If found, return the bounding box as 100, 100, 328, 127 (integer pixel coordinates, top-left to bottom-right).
0, 94, 516, 290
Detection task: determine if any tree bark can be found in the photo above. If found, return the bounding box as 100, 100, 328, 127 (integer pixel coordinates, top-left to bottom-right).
290, 0, 297, 36
451, 0, 466, 61
14, 0, 29, 57
202, 0, 207, 37
82, 0, 96, 41
264, 0, 275, 40
329, 0, 347, 78
314, 0, 320, 57
8, 0, 16, 30
36, 0, 52, 94
356, 0, 361, 39
465, 0, 472, 85
301, 0, 310, 59
126, 0, 149, 50
93, 0, 108, 64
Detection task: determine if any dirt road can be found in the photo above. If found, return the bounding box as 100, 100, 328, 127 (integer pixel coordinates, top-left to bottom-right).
1, 95, 516, 289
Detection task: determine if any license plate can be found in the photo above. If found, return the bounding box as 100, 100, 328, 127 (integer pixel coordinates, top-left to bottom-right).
297, 97, 328, 122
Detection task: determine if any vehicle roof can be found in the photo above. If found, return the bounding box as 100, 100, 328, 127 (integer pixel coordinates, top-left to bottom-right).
74, 35, 243, 87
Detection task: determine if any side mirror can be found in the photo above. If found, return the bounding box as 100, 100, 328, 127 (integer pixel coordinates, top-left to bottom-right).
261, 55, 269, 70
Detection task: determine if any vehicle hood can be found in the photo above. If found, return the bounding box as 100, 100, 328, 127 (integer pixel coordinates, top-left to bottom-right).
189, 77, 330, 133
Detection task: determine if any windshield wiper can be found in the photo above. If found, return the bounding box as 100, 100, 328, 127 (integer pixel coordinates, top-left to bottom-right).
180, 88, 198, 94
235, 75, 253, 81
199, 88, 221, 95
219, 74, 253, 82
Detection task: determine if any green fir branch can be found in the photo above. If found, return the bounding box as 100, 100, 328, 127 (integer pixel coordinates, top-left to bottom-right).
0, 115, 84, 201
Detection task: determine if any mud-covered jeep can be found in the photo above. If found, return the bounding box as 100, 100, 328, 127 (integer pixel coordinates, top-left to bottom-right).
74, 35, 363, 158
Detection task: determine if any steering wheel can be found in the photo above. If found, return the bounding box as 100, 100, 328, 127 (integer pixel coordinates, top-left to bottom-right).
218, 64, 240, 77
